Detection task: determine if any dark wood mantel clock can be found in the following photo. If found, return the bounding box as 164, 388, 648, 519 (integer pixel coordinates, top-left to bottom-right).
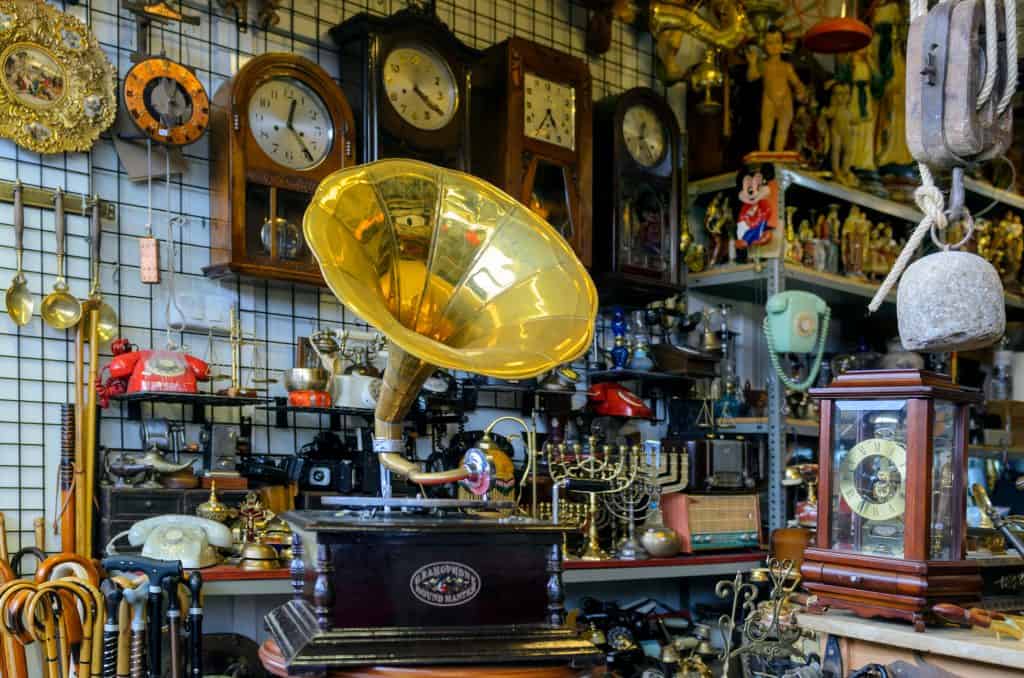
471, 37, 593, 267
205, 53, 356, 286
593, 86, 683, 298
801, 369, 983, 632
329, 3, 477, 169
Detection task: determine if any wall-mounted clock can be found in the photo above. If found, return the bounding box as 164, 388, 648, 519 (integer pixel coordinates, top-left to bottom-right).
330, 4, 476, 169
204, 53, 356, 286
471, 37, 593, 267
123, 57, 209, 145
594, 87, 684, 297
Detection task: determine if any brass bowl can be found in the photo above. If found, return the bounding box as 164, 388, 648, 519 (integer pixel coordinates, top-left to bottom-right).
283, 367, 329, 392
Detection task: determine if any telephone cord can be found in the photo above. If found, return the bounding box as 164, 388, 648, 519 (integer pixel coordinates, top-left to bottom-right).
762, 307, 830, 392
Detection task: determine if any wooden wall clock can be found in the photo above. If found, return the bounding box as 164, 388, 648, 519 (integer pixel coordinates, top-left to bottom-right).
802, 370, 983, 632
593, 86, 683, 298
471, 37, 593, 267
205, 53, 356, 286
329, 4, 477, 169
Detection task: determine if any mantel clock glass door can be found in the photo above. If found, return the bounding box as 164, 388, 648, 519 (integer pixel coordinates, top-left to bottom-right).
471, 37, 593, 267
330, 5, 476, 169
801, 369, 983, 632
204, 53, 355, 286
593, 87, 683, 294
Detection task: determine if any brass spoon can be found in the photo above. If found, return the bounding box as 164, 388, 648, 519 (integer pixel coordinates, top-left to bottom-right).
40, 189, 82, 330
80, 197, 118, 343
5, 182, 33, 326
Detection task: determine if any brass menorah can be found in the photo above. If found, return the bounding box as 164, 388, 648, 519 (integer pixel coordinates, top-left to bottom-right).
546, 437, 641, 561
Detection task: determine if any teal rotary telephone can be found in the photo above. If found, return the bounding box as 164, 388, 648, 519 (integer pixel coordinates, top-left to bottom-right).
763, 291, 830, 391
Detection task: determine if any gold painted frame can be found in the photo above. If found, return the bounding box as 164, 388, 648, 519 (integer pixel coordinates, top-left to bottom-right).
0, 0, 116, 153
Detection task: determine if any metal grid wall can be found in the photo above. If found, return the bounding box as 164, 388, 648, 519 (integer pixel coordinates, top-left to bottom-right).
0, 0, 657, 551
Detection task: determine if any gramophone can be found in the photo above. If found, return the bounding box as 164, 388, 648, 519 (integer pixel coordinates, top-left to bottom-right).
265, 160, 600, 673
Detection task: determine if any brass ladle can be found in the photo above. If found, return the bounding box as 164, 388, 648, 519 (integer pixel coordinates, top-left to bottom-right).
40, 190, 81, 330
5, 182, 32, 326
80, 197, 117, 343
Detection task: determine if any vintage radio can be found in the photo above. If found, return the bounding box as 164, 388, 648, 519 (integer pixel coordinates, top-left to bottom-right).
662, 493, 761, 553
671, 437, 763, 492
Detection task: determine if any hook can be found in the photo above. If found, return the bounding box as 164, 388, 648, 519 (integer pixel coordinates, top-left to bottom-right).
947, 166, 966, 222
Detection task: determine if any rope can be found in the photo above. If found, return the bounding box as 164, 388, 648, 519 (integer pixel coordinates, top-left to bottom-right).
977, 0, 999, 108
868, 170, 947, 311
998, 0, 1018, 116
763, 308, 830, 392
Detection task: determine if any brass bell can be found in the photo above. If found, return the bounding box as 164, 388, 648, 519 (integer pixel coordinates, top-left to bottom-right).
196, 482, 234, 524
238, 542, 280, 571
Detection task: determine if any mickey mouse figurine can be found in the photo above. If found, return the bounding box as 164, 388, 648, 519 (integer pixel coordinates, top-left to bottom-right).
735, 163, 776, 250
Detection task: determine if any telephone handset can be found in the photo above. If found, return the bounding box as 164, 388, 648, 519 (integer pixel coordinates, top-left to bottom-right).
107, 515, 232, 569
763, 291, 830, 392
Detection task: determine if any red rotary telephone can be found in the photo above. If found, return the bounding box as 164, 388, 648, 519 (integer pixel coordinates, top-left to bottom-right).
98, 339, 210, 406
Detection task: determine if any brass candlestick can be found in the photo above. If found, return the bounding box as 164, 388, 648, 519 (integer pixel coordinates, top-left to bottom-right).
548, 439, 640, 561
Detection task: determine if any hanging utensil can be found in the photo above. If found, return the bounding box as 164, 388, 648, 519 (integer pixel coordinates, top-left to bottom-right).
40, 189, 82, 330
6, 182, 32, 326
81, 196, 118, 343
140, 140, 160, 284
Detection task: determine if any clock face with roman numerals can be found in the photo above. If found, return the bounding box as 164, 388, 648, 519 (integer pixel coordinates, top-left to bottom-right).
838, 438, 907, 522
523, 72, 576, 151
247, 77, 334, 170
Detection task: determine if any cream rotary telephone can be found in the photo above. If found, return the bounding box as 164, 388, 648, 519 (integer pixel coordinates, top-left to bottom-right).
105, 515, 233, 569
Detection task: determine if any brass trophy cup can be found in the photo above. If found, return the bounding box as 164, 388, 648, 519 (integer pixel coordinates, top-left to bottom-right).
265, 160, 600, 674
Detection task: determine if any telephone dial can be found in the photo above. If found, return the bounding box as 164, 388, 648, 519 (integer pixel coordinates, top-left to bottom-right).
105, 515, 233, 569
763, 291, 830, 392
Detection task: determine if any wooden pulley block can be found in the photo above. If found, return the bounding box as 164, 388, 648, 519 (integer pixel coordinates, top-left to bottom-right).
906, 0, 1013, 169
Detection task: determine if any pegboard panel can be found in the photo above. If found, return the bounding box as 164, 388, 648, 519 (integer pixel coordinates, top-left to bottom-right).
0, 0, 657, 552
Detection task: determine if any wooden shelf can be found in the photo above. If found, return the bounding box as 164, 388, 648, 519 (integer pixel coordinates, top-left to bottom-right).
563, 550, 764, 583
727, 417, 819, 437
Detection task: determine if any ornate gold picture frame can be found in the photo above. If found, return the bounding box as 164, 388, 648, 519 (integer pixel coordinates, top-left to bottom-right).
0, 0, 116, 153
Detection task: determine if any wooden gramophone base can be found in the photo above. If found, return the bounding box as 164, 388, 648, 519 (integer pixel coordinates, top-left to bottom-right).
259, 640, 589, 677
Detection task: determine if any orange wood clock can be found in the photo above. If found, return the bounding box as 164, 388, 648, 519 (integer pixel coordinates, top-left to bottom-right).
123, 57, 210, 145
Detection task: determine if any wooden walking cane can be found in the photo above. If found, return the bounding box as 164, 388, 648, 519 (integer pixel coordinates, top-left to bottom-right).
59, 404, 76, 553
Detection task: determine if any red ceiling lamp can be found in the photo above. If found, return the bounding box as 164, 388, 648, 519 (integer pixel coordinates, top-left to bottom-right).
803, 0, 873, 53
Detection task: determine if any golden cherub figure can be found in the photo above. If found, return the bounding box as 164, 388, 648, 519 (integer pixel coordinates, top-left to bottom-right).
746, 29, 806, 153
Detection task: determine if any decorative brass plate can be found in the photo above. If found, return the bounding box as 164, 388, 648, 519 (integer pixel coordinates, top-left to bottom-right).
123, 57, 209, 145
0, 0, 116, 153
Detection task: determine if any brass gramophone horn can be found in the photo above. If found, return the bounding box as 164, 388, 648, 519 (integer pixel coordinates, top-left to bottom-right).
305, 160, 598, 492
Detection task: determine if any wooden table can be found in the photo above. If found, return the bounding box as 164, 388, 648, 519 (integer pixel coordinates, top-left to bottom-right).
799, 611, 1024, 676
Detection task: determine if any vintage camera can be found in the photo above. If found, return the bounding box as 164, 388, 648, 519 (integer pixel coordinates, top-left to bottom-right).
296, 458, 354, 492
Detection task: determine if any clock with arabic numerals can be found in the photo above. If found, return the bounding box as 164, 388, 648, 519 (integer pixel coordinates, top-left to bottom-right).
205, 53, 355, 286
471, 37, 593, 267
330, 4, 476, 169
802, 369, 983, 632
593, 87, 683, 298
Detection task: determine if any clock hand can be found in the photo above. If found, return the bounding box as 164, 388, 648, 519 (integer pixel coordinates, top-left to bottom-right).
286, 98, 298, 130
534, 108, 557, 135
291, 129, 315, 162
413, 85, 445, 117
